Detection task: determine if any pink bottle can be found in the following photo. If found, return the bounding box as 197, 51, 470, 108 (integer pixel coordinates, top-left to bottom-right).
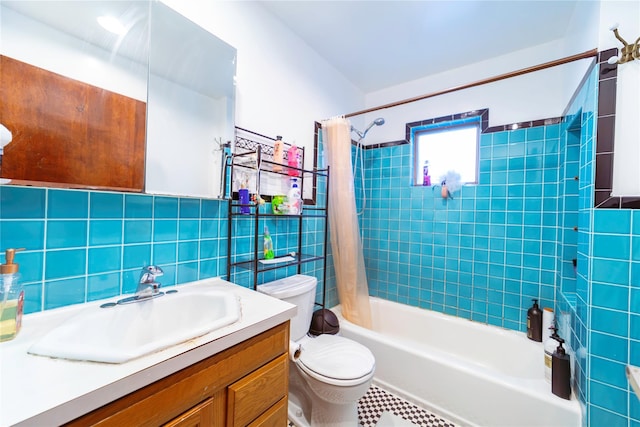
287, 145, 300, 176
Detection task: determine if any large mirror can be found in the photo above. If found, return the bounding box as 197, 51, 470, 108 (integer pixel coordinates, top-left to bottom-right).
146, 2, 236, 199
0, 0, 235, 198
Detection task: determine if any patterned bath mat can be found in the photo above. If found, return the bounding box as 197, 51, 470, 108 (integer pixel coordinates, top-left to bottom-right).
359, 385, 458, 427
288, 384, 457, 427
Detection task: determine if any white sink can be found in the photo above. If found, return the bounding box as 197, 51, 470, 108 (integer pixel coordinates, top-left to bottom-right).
28, 288, 240, 364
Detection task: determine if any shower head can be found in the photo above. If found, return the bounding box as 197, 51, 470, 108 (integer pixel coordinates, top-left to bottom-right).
363, 117, 385, 135
351, 117, 385, 139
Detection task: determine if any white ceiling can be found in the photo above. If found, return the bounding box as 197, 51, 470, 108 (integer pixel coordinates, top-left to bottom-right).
259, 0, 581, 93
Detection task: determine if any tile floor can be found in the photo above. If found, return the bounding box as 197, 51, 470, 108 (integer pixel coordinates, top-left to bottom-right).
288, 384, 458, 426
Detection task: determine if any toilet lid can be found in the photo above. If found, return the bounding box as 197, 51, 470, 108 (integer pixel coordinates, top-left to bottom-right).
298, 334, 375, 381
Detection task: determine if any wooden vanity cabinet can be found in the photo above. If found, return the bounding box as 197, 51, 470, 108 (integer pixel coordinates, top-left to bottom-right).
65, 322, 289, 427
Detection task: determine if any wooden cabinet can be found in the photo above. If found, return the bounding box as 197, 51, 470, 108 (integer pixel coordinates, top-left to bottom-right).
65, 322, 289, 427
1, 55, 146, 192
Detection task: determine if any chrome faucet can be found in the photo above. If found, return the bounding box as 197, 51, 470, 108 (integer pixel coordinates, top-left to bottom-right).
114, 265, 165, 305
135, 265, 164, 299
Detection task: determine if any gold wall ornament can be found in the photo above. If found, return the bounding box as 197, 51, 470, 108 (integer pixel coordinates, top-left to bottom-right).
607, 23, 640, 65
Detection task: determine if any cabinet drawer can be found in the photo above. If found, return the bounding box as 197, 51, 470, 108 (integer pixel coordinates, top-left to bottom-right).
248, 397, 287, 427
227, 354, 288, 426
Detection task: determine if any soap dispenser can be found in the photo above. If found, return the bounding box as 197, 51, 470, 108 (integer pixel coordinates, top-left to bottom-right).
1, 248, 25, 342
551, 337, 571, 400
527, 299, 542, 342
544, 326, 561, 383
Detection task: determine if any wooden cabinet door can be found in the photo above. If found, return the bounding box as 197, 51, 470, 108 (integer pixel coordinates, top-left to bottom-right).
247, 397, 287, 427
227, 354, 288, 427
0, 55, 146, 191
164, 397, 220, 427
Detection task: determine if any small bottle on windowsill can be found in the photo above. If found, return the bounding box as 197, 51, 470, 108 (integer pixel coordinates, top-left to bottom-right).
422, 160, 431, 186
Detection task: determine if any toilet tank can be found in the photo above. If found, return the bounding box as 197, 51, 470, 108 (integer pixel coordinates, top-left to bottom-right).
257, 275, 317, 341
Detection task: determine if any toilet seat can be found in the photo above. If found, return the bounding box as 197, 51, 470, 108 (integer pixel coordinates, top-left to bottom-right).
297, 334, 375, 386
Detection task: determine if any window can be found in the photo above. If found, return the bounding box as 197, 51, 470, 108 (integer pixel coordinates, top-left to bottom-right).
413, 121, 479, 186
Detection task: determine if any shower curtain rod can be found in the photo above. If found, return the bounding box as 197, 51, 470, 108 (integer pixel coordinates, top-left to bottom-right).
344, 48, 598, 119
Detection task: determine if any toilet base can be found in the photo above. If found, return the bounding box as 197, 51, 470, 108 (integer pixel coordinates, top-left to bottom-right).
310, 399, 358, 427
288, 364, 363, 427
288, 399, 309, 427
287, 398, 358, 427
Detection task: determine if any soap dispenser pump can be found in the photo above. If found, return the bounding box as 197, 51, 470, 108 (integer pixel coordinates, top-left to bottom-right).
1, 248, 25, 342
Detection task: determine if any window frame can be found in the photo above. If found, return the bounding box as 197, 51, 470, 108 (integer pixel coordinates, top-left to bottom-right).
412, 118, 481, 186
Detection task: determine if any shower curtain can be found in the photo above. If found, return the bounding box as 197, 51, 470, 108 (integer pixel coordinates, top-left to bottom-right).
321, 117, 372, 328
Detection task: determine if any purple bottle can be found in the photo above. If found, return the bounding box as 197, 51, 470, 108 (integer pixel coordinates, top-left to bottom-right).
239, 188, 250, 214
422, 161, 431, 186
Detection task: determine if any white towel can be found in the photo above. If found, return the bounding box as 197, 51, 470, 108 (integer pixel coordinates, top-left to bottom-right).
376, 412, 418, 426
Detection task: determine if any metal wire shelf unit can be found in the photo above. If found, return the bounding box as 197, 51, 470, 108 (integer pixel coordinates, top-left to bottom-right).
225, 129, 330, 310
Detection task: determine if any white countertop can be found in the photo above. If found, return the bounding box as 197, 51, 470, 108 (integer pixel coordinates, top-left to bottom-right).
0, 278, 296, 427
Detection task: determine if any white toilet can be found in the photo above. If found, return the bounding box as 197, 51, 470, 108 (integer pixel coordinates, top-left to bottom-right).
257, 274, 375, 427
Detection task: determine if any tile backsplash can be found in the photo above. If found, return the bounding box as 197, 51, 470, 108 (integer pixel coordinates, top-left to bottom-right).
0, 186, 228, 313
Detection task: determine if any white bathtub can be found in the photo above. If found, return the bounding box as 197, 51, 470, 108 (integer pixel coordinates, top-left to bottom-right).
333, 297, 582, 427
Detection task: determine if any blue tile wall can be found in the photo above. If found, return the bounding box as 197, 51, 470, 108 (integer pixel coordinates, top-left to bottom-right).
360, 122, 562, 332
588, 209, 640, 426
0, 187, 229, 313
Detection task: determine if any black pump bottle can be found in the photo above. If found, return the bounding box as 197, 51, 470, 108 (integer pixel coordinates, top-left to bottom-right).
527, 299, 542, 342
552, 337, 571, 400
